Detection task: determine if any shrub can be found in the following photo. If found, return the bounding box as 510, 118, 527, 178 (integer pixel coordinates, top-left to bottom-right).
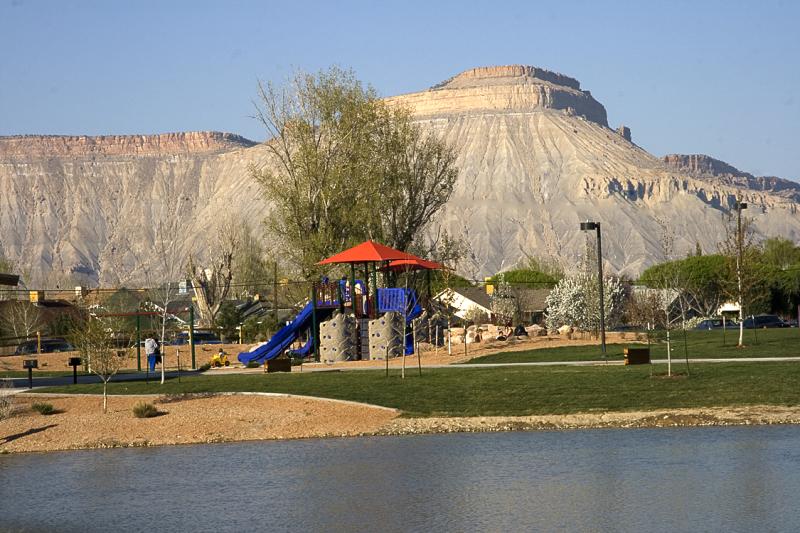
246, 361, 261, 369
32, 402, 56, 415
132, 402, 160, 418
197, 362, 212, 372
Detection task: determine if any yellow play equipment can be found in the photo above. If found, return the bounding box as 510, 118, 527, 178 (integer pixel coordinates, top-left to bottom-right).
210, 349, 230, 367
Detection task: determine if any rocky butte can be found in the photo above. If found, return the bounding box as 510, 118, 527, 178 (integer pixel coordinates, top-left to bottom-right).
1, 65, 799, 285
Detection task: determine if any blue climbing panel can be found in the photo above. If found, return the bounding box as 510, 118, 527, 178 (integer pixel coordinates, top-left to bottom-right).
377, 288, 407, 313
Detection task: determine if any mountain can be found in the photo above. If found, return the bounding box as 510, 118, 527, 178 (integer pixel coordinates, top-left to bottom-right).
385, 65, 800, 277
2, 65, 800, 285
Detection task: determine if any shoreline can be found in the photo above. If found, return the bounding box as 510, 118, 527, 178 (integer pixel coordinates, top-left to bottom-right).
2, 393, 799, 455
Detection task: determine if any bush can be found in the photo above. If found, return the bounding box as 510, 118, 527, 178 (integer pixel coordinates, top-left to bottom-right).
197, 362, 212, 372
31, 402, 56, 415
132, 402, 160, 418
246, 361, 261, 369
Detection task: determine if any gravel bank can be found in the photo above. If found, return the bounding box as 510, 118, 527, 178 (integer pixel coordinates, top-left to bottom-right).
379, 405, 800, 435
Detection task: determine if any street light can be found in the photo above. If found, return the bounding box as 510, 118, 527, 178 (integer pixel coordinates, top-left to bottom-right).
580, 221, 606, 356
735, 200, 748, 347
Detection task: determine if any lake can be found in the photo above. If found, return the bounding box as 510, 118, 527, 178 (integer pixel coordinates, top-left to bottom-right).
2, 425, 800, 532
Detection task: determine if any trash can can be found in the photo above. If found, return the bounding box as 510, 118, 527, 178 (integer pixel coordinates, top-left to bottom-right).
624, 347, 650, 365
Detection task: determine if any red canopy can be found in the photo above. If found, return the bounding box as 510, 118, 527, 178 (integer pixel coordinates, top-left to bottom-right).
318, 240, 418, 265
382, 257, 445, 272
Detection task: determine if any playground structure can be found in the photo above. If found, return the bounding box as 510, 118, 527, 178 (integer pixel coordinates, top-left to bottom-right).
237, 241, 434, 365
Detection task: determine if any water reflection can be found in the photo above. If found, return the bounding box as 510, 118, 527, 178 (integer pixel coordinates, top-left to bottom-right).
2, 426, 800, 532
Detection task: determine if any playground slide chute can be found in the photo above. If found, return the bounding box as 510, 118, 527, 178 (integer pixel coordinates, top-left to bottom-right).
237, 303, 328, 365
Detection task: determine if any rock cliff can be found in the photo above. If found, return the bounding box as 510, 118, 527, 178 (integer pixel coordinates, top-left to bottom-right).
385, 65, 608, 126
0, 132, 268, 285
0, 131, 256, 159
2, 65, 799, 285
663, 154, 800, 203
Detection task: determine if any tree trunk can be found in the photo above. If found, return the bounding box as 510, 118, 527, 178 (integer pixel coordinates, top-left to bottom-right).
103, 381, 108, 413
667, 330, 672, 377
738, 309, 744, 347
161, 310, 167, 385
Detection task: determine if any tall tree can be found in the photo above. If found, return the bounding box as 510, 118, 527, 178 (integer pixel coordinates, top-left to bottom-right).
251, 66, 458, 277
370, 105, 458, 251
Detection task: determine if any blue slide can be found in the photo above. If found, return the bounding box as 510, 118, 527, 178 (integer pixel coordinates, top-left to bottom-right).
238, 303, 329, 365
404, 289, 423, 355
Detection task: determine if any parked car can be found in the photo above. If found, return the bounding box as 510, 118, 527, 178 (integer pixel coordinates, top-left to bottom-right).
14, 338, 75, 355
169, 331, 222, 345
695, 318, 739, 330
742, 314, 790, 329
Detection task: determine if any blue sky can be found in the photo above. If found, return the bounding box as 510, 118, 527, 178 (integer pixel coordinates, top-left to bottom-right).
1, 0, 798, 179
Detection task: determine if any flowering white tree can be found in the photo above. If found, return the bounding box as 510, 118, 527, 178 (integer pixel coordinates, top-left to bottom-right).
545, 273, 625, 332
490, 277, 517, 325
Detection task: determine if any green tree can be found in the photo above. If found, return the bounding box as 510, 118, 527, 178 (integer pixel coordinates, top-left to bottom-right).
640, 254, 728, 318
489, 268, 557, 288
761, 237, 800, 315
251, 66, 458, 277
214, 301, 242, 343
232, 222, 273, 298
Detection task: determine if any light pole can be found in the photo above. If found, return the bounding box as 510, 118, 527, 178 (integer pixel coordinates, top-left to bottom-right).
735, 200, 747, 347
580, 221, 606, 356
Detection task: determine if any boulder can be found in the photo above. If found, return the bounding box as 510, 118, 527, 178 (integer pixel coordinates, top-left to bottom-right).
526, 325, 547, 337
465, 330, 481, 344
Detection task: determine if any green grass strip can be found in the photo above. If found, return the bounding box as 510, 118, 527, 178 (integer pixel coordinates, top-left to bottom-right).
39, 362, 800, 418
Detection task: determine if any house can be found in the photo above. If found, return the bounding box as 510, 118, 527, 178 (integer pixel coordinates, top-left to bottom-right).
512, 288, 552, 324
434, 287, 494, 320
435, 286, 554, 324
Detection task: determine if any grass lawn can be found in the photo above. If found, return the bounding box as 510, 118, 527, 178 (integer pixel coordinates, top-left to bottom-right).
467, 328, 800, 365
39, 361, 800, 417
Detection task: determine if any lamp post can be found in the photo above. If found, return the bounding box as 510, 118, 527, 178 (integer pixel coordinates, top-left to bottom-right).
580, 221, 606, 356
735, 200, 748, 347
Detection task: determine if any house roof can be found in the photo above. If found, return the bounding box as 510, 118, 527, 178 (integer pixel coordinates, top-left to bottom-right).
513, 288, 551, 312
440, 287, 492, 310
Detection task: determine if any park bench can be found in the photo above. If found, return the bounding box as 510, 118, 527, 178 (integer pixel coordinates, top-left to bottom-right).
265, 357, 292, 373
